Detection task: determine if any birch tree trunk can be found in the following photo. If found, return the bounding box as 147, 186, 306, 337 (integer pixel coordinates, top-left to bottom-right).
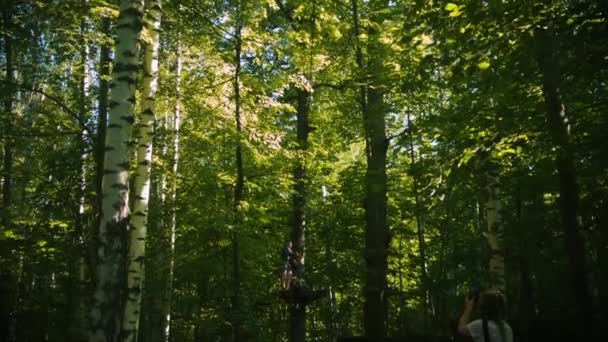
122, 1, 161, 340
89, 1, 144, 341
485, 174, 505, 291
93, 16, 111, 273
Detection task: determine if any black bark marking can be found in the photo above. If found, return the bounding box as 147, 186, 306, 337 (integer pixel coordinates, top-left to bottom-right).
116, 161, 130, 170
121, 115, 135, 124
110, 183, 129, 190
117, 75, 136, 85
113, 62, 139, 73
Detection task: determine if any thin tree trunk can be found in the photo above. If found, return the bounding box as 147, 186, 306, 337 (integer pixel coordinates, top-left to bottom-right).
89, 1, 144, 341
2, 5, 17, 341
68, 1, 91, 338
231, 11, 244, 338
322, 185, 337, 342
140, 93, 168, 342
122, 1, 161, 340
434, 169, 453, 328
1, 1, 14, 229
406, 112, 431, 326
534, 28, 596, 339
160, 39, 181, 342
516, 183, 534, 342
88, 17, 111, 338
93, 16, 111, 271
598, 198, 608, 340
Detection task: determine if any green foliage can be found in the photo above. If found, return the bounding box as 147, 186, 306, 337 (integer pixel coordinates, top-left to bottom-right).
1, 0, 607, 340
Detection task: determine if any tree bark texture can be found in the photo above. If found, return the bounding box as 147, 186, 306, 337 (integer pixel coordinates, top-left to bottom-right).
93, 16, 112, 274
122, 0, 161, 340
485, 174, 505, 291
89, 1, 144, 341
359, 0, 390, 338
289, 88, 310, 342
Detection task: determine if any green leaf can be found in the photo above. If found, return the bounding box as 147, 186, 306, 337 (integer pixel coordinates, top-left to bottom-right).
477, 60, 491, 70
3, 230, 18, 240
445, 3, 458, 11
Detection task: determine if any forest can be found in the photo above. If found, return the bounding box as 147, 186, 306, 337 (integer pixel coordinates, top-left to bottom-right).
0, 0, 606, 341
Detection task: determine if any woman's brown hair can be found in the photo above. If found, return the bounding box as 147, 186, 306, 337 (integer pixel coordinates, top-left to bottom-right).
478, 288, 507, 321
478, 289, 508, 341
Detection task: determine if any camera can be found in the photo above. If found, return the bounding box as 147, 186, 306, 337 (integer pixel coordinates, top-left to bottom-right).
468, 287, 480, 301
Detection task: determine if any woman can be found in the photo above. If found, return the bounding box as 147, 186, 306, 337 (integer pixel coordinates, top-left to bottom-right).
457, 289, 513, 342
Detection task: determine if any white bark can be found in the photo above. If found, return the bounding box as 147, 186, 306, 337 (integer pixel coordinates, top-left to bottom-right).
89, 1, 144, 341
73, 0, 90, 337
486, 176, 505, 291
122, 0, 162, 340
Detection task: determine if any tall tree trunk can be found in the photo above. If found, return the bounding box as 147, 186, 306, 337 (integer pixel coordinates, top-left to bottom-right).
89, 1, 144, 341
122, 1, 161, 340
516, 183, 534, 342
534, 28, 596, 339
288, 87, 310, 342
322, 185, 337, 342
485, 173, 505, 291
598, 197, 608, 341
433, 167, 454, 329
160, 40, 180, 342
1, 1, 14, 229
354, 0, 390, 338
93, 16, 112, 273
2, 5, 17, 342
364, 18, 389, 338
406, 112, 431, 326
68, 1, 91, 338
231, 11, 243, 339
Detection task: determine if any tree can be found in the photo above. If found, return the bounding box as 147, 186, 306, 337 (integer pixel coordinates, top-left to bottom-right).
1, 0, 607, 340
122, 0, 162, 340
534, 27, 596, 339
89, 0, 145, 340
353, 0, 390, 338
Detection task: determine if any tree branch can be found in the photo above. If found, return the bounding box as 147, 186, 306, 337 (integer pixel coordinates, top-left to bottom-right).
274, 0, 295, 23
0, 78, 90, 133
